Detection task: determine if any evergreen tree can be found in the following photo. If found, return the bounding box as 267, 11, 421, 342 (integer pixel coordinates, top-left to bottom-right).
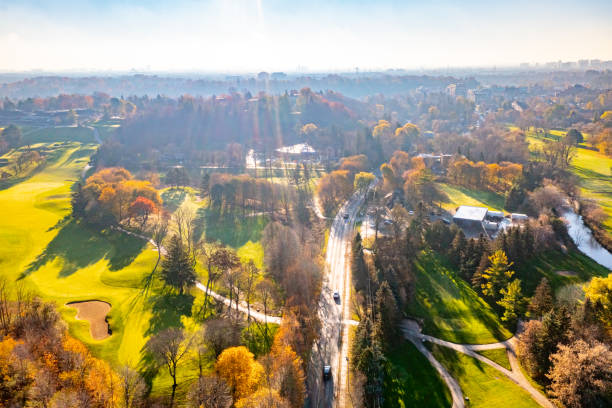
375, 281, 400, 350
71, 182, 87, 219
481, 250, 514, 302
528, 278, 554, 318
200, 173, 210, 197
449, 229, 467, 266
497, 279, 527, 327
352, 233, 369, 293
161, 235, 196, 294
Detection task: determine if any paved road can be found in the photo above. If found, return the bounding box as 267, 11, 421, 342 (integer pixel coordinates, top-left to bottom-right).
307, 190, 365, 408
401, 320, 554, 408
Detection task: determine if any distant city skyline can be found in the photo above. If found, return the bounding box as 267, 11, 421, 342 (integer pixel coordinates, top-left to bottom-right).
1, 0, 612, 72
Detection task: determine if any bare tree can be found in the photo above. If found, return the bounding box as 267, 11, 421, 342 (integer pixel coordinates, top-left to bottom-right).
200, 244, 240, 315
173, 206, 197, 259
187, 375, 232, 408
119, 366, 147, 408
0, 277, 14, 334
146, 328, 192, 408
256, 279, 277, 348
203, 318, 242, 358
142, 217, 168, 295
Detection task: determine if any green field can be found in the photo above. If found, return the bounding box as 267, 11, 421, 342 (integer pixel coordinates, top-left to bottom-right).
476, 348, 511, 371
431, 345, 540, 408
438, 183, 505, 213
0, 129, 214, 398
517, 249, 609, 295
407, 251, 512, 344
22, 126, 96, 145
384, 341, 453, 408
524, 128, 612, 235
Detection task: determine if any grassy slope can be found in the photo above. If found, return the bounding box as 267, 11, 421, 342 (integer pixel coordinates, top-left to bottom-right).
0, 140, 161, 365
438, 183, 505, 213
22, 126, 96, 145
384, 341, 452, 408
476, 348, 511, 371
0, 131, 206, 398
517, 250, 609, 295
525, 129, 612, 234
407, 251, 511, 344
431, 345, 540, 408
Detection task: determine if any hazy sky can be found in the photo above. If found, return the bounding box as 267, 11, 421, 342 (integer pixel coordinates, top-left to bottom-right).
1, 0, 612, 72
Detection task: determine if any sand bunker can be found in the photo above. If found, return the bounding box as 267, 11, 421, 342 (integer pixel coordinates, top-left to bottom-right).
66, 300, 112, 340
556, 270, 578, 277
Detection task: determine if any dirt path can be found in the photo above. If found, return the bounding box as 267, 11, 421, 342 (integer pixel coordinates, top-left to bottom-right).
67, 300, 111, 340
401, 319, 554, 408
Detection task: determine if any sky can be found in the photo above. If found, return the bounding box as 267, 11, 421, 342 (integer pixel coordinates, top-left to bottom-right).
1, 0, 612, 73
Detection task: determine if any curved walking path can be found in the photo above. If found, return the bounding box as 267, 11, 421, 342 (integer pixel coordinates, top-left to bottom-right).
111, 226, 283, 325
401, 320, 554, 408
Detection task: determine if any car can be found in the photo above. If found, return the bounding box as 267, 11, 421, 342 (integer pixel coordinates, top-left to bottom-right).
323, 365, 332, 380
442, 218, 450, 225
333, 291, 340, 302
384, 219, 393, 225
408, 210, 414, 215
342, 212, 349, 220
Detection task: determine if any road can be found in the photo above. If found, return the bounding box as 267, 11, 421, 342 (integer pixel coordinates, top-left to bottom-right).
307, 190, 365, 408
401, 320, 554, 408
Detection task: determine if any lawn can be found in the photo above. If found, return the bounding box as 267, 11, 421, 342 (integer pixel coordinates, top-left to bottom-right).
431, 345, 540, 408
438, 183, 505, 213
22, 126, 96, 145
406, 251, 512, 344
476, 348, 511, 371
200, 207, 268, 248
516, 250, 609, 295
384, 340, 452, 408
0, 132, 209, 398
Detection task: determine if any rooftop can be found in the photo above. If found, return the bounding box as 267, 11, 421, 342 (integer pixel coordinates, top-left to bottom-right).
453, 205, 488, 221
275, 143, 316, 154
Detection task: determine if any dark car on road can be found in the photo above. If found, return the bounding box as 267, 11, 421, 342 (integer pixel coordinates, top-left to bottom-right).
323, 365, 332, 380
333, 291, 340, 302
342, 212, 349, 220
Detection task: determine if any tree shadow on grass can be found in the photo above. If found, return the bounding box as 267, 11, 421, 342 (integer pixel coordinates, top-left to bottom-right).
20, 219, 146, 279
145, 289, 194, 336
161, 188, 187, 212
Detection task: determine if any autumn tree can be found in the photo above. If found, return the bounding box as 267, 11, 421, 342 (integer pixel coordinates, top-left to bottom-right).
375, 281, 400, 350
354, 171, 375, 194
547, 340, 612, 408
146, 328, 192, 407
128, 196, 157, 227
235, 388, 289, 408
317, 170, 353, 215
481, 250, 514, 302
584, 273, 612, 329
160, 235, 196, 294
215, 346, 263, 401
269, 344, 306, 408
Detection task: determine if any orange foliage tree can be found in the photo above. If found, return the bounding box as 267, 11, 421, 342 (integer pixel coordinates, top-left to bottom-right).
216, 346, 264, 401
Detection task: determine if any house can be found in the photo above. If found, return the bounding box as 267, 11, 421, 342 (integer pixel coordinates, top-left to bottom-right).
453, 206, 488, 230
274, 143, 318, 161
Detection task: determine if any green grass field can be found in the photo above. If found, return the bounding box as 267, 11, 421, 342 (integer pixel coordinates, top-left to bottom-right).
438, 183, 505, 213
407, 251, 511, 344
22, 126, 96, 145
476, 348, 511, 371
516, 250, 609, 295
384, 341, 453, 408
431, 345, 540, 408
524, 128, 612, 235
0, 129, 214, 398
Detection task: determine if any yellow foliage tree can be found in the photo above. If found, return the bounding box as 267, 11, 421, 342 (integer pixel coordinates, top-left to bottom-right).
216, 346, 264, 400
